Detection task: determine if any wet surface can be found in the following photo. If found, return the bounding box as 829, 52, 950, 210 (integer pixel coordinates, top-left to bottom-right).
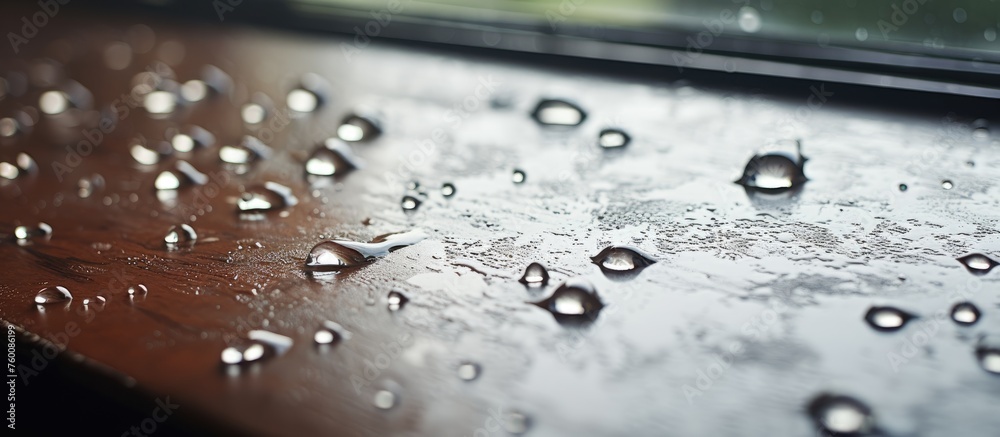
1, 6, 1000, 437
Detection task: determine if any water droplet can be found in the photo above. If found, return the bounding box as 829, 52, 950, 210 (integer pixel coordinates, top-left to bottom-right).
441, 183, 456, 197
127, 284, 148, 296
338, 114, 381, 142
864, 306, 914, 331
154, 171, 181, 190
170, 125, 214, 152
401, 195, 421, 212
130, 136, 169, 165
951, 302, 980, 325
0, 117, 20, 138
519, 263, 549, 286
314, 320, 352, 345
34, 286, 72, 304
164, 224, 197, 250
220, 347, 243, 365
39, 90, 70, 115
14, 222, 52, 244
533, 279, 604, 323
387, 290, 408, 311
16, 153, 37, 175
807, 394, 874, 435
219, 135, 272, 165
591, 246, 656, 275
305, 138, 361, 177
503, 410, 531, 434
180, 79, 208, 102
247, 330, 294, 356
512, 170, 526, 184
373, 389, 396, 409
978, 345, 1000, 375
0, 163, 18, 180
957, 253, 998, 275
941, 180, 954, 190
737, 6, 763, 33
736, 141, 807, 193
241, 94, 271, 125
531, 99, 585, 126
598, 128, 630, 149
143, 90, 177, 114
898, 183, 908, 192
238, 182, 298, 212
457, 361, 481, 381
287, 74, 328, 113
305, 230, 428, 272
82, 296, 107, 308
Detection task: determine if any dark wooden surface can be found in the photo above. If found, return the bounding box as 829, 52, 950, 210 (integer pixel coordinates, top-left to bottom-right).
2, 5, 1000, 437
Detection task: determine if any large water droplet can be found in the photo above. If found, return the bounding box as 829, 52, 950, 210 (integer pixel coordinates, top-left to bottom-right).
13, 222, 51, 244
519, 263, 549, 287
957, 253, 998, 275
305, 139, 362, 177
532, 99, 585, 126
598, 128, 630, 149
457, 361, 481, 381
314, 320, 352, 345
591, 246, 656, 275
39, 90, 70, 115
305, 230, 428, 272
143, 90, 177, 114
164, 224, 197, 250
238, 181, 298, 212
34, 286, 72, 304
154, 171, 181, 191
533, 278, 604, 323
807, 394, 874, 435
338, 114, 381, 142
864, 306, 914, 331
736, 142, 807, 193
387, 290, 408, 311
951, 302, 981, 325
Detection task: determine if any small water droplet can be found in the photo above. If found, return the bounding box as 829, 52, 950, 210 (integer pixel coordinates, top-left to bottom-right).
957, 253, 998, 275
180, 79, 208, 102
531, 99, 585, 126
34, 286, 72, 304
978, 345, 1000, 375
503, 410, 531, 434
807, 394, 874, 435
738, 6, 763, 33
13, 222, 52, 244
441, 183, 456, 197
314, 320, 352, 345
387, 290, 408, 311
864, 306, 914, 331
512, 170, 526, 184
401, 195, 421, 212
736, 142, 807, 193
241, 94, 271, 125
591, 246, 656, 275
143, 90, 177, 114
338, 114, 381, 142
942, 180, 954, 190
164, 224, 197, 250
82, 296, 106, 308
130, 137, 170, 166
220, 347, 244, 365
238, 181, 299, 212
373, 389, 396, 409
287, 74, 328, 113
39, 90, 70, 115
170, 125, 214, 152
533, 279, 604, 323
220, 135, 272, 165
305, 230, 428, 272
598, 128, 630, 149
898, 183, 908, 192
951, 302, 981, 325
305, 138, 362, 177
128, 284, 148, 296
247, 330, 294, 356
154, 171, 181, 190
519, 263, 549, 286
457, 361, 481, 381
